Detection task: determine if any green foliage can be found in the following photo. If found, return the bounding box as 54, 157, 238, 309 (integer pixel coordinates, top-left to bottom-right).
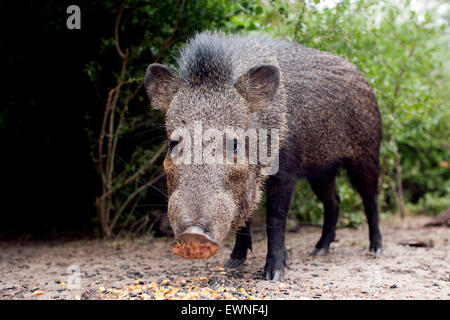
290, 173, 365, 228
408, 179, 450, 216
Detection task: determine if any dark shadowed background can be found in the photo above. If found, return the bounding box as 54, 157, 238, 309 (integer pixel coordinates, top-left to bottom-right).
1, 1, 106, 237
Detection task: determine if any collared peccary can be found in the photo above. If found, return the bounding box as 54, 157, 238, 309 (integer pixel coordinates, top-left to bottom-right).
144, 31, 382, 281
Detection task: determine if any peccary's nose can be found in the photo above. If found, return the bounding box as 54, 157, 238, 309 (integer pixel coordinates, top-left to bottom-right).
171, 225, 219, 259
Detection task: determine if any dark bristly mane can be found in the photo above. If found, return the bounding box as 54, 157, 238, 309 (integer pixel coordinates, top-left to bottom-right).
177, 32, 234, 88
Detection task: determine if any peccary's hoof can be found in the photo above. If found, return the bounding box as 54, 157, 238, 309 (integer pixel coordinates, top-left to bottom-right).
369, 247, 382, 257
171, 228, 219, 259
309, 247, 330, 256
264, 269, 284, 281
224, 258, 246, 269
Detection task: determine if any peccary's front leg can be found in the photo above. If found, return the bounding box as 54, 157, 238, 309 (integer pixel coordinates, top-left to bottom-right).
264, 174, 296, 281
224, 220, 252, 269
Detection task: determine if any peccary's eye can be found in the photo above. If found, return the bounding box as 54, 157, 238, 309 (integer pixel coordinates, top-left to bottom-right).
169, 140, 179, 150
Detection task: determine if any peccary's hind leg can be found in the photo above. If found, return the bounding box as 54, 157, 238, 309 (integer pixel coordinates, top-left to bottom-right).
346, 161, 382, 256
264, 174, 296, 281
224, 220, 252, 269
362, 196, 382, 255
308, 176, 340, 256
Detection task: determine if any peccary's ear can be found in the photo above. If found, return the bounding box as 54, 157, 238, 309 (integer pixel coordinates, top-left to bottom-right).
234, 65, 280, 113
144, 63, 180, 113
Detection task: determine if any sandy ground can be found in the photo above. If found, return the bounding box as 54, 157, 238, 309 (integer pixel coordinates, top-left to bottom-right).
0, 216, 448, 300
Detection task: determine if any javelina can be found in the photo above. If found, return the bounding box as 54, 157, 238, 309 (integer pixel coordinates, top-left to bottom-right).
144, 31, 382, 280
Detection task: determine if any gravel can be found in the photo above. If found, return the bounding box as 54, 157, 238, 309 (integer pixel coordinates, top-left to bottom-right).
0, 216, 448, 300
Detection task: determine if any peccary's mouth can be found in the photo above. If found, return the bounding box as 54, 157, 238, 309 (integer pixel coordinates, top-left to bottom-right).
171, 225, 219, 259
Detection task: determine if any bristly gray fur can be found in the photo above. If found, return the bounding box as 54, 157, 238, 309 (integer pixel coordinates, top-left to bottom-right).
145, 31, 382, 259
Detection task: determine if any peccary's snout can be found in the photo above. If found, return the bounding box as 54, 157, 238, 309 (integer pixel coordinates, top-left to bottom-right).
171, 224, 219, 259
167, 187, 236, 260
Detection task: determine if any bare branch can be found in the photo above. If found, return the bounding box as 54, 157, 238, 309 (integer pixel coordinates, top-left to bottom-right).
98, 86, 118, 188
110, 169, 166, 232
393, 148, 405, 219
109, 80, 143, 182
114, 2, 127, 59
101, 143, 166, 200
106, 58, 128, 188
123, 194, 142, 227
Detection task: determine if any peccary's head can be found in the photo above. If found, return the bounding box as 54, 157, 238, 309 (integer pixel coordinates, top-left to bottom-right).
144, 47, 279, 259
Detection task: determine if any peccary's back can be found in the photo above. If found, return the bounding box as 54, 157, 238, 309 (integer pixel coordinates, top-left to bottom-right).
275, 42, 382, 172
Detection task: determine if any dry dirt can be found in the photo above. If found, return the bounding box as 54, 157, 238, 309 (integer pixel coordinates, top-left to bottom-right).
0, 216, 448, 300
